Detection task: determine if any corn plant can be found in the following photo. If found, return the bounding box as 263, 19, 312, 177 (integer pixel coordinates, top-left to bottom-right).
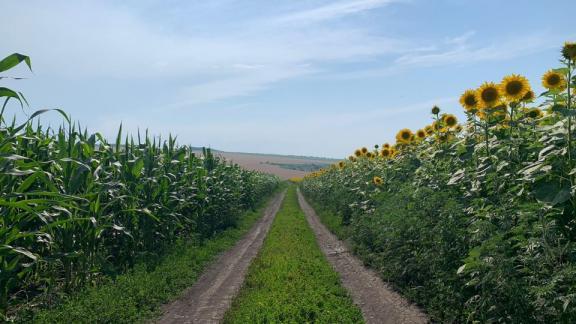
0, 53, 279, 319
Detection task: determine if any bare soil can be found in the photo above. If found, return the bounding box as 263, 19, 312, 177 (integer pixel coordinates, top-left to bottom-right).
297, 190, 429, 324
195, 150, 337, 179
156, 191, 285, 324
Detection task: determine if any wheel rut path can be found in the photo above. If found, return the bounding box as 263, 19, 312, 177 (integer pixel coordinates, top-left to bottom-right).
297, 189, 429, 324
156, 191, 286, 324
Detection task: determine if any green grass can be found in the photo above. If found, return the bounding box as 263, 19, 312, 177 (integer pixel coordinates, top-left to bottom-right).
308, 201, 352, 240
27, 190, 283, 324
224, 185, 363, 323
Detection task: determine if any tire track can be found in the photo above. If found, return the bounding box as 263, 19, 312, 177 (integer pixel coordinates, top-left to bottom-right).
297, 189, 428, 324
157, 190, 285, 324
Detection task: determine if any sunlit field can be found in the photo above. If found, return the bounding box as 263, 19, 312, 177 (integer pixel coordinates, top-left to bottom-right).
2, 1, 576, 323
302, 43, 576, 322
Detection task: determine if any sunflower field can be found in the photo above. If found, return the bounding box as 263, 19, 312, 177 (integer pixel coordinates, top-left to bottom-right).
0, 54, 279, 319
301, 42, 576, 322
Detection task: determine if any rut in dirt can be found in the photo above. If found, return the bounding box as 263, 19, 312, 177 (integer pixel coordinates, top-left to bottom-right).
156, 191, 285, 324
297, 189, 429, 324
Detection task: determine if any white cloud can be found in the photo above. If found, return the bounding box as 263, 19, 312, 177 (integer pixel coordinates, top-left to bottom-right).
329, 31, 569, 80
394, 32, 558, 67
272, 0, 405, 25
1, 0, 407, 107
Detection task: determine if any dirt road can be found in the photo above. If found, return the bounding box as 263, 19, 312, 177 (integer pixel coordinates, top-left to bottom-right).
157, 191, 285, 324
297, 190, 429, 324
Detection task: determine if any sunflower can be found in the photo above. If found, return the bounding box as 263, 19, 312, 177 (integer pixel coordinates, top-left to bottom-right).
542, 70, 567, 92
500, 74, 530, 102
432, 121, 441, 131
522, 90, 535, 102
382, 143, 390, 149
373, 176, 383, 186
348, 155, 356, 162
442, 114, 458, 128
526, 108, 543, 119
380, 148, 391, 158
477, 82, 501, 109
354, 149, 362, 157
361, 147, 369, 155
431, 105, 441, 115
396, 128, 413, 144
338, 161, 345, 169
459, 89, 478, 111
562, 41, 576, 60
416, 129, 427, 139
424, 125, 434, 135
436, 133, 455, 143
454, 124, 463, 133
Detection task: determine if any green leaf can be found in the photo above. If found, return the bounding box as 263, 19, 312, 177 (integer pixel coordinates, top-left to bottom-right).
132, 158, 144, 178
0, 87, 21, 100
0, 53, 32, 73
553, 67, 569, 75
1, 245, 37, 261
533, 181, 572, 206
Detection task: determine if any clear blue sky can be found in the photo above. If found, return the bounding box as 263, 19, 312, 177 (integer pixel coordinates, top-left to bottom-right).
2, 0, 575, 158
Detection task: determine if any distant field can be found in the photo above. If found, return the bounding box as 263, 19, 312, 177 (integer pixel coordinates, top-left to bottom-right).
194, 149, 338, 179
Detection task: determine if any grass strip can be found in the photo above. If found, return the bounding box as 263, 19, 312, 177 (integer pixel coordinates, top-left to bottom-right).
224, 185, 363, 323
308, 201, 351, 240
29, 189, 283, 324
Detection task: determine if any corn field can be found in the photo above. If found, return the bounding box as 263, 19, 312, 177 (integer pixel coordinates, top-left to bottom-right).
302, 42, 576, 322
0, 54, 279, 318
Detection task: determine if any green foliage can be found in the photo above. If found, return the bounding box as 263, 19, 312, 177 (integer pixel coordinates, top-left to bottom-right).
302, 46, 576, 322
0, 53, 280, 320
29, 200, 272, 323
224, 186, 363, 323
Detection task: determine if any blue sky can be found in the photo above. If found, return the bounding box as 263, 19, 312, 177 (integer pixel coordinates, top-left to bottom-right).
2, 0, 575, 158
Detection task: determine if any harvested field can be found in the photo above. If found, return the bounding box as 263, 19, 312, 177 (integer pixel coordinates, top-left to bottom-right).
195, 150, 338, 180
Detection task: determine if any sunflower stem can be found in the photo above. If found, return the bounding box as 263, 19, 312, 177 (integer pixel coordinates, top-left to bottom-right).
484, 121, 490, 158
567, 58, 573, 181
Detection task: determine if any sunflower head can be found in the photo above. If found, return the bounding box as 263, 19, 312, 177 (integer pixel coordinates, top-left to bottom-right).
477, 82, 501, 109
542, 70, 567, 92
526, 108, 543, 119
395, 128, 413, 144
424, 125, 434, 135
431, 105, 441, 115
355, 149, 363, 157
380, 148, 391, 158
500, 74, 531, 102
562, 42, 576, 60
455, 124, 463, 133
416, 129, 427, 139
373, 176, 383, 186
442, 114, 458, 128
338, 161, 345, 169
348, 155, 356, 162
459, 89, 478, 111
382, 143, 390, 149
361, 147, 368, 154
522, 90, 535, 102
